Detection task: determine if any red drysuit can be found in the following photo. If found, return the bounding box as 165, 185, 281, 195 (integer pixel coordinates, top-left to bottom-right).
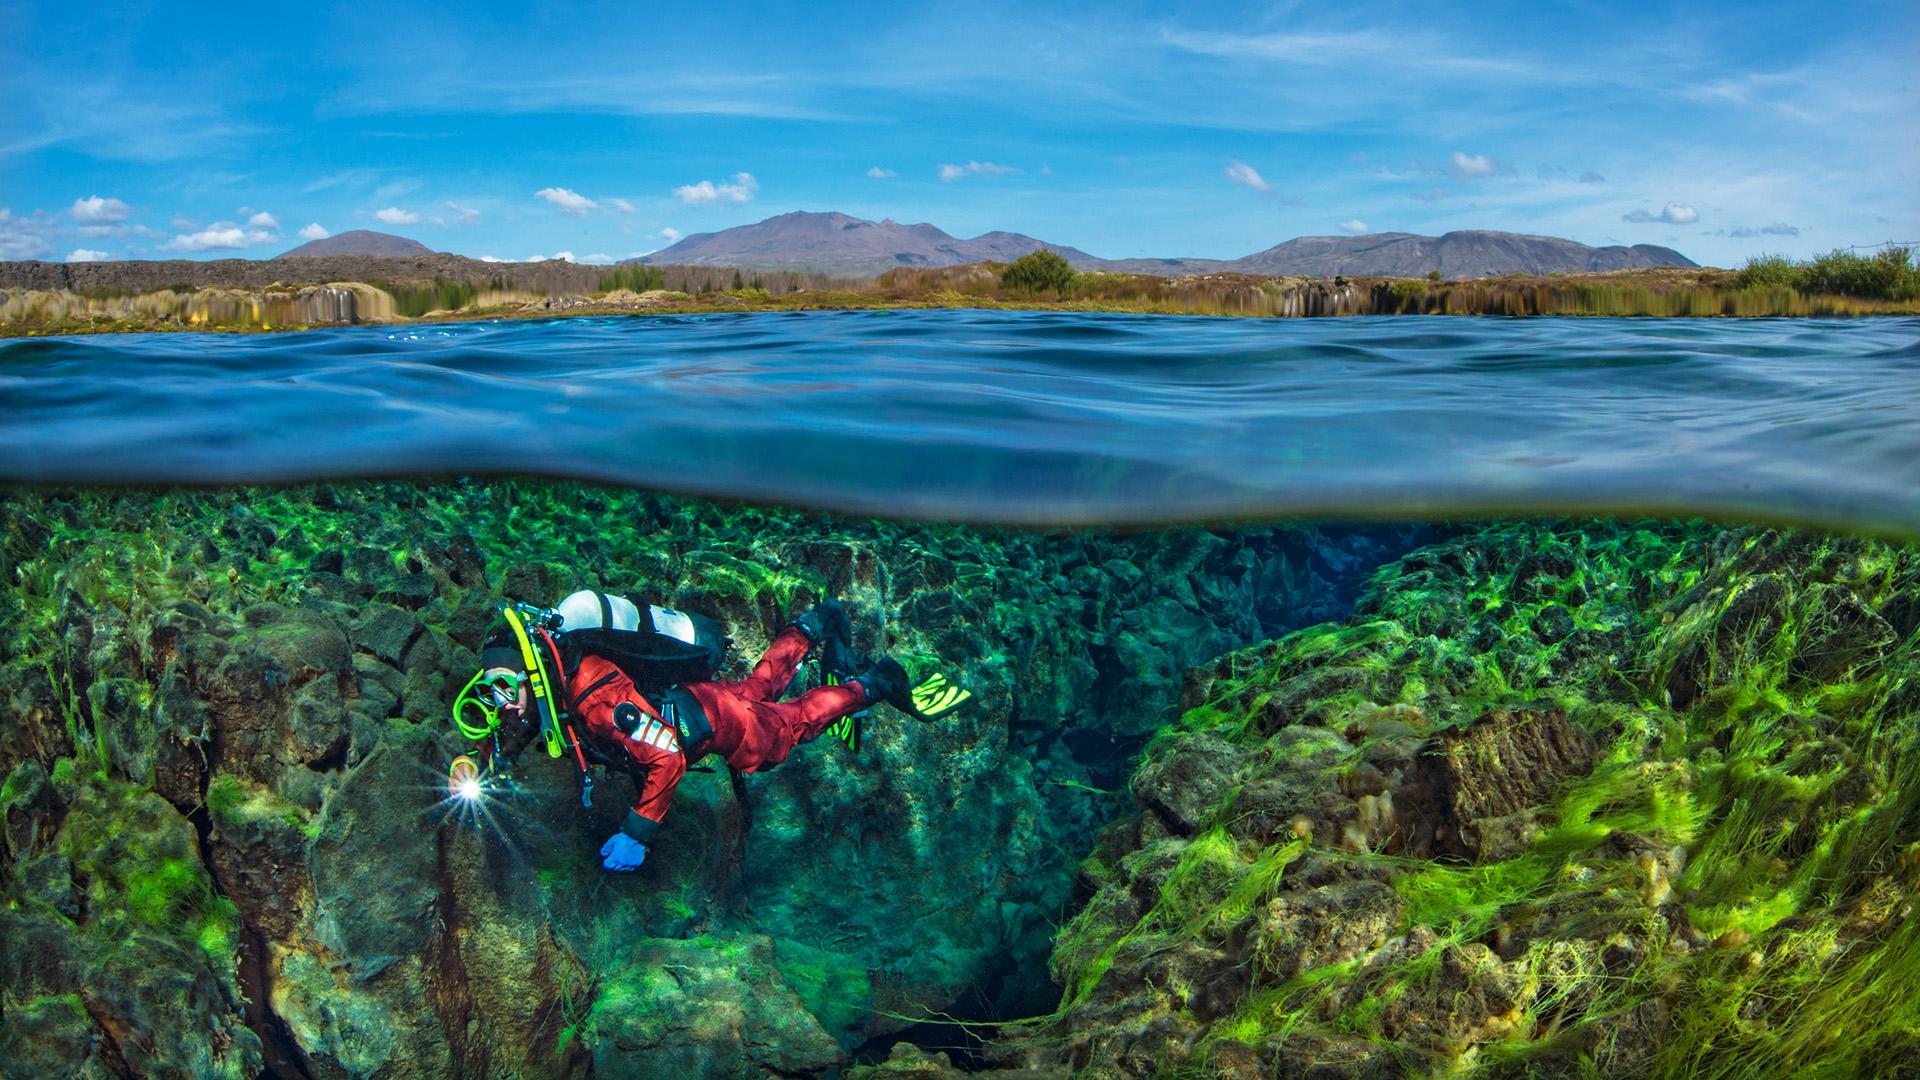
568, 625, 867, 845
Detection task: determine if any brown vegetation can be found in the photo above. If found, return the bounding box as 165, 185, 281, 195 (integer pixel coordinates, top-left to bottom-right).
2, 261, 1914, 337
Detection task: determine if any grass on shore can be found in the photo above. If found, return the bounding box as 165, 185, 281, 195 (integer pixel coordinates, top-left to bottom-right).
1733, 246, 1920, 302
5, 258, 1919, 337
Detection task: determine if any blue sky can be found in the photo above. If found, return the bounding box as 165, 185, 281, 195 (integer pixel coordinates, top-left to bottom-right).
2, 0, 1914, 267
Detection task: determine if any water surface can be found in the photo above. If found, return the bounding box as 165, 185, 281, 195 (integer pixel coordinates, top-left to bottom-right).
2, 310, 1916, 533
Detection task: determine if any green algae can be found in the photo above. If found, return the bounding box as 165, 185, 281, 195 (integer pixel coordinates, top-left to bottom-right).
8, 479, 1912, 1074
207, 773, 319, 838
1043, 519, 1920, 1076
57, 777, 239, 963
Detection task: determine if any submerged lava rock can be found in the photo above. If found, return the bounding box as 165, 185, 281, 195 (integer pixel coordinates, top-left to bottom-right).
0, 777, 262, 1079
1411, 707, 1596, 860
0, 483, 1428, 1076
1003, 519, 1920, 1078
592, 936, 848, 1078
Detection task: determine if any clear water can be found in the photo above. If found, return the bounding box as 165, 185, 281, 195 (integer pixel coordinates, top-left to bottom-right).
3, 310, 1916, 533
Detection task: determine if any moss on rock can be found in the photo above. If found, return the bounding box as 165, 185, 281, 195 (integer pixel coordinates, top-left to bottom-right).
1002, 520, 1920, 1078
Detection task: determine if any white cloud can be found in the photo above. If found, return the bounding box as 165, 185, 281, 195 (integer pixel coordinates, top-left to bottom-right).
659, 227, 682, 242
537, 187, 599, 215
673, 172, 759, 205
69, 195, 132, 223
1450, 151, 1496, 177
1162, 28, 1542, 81
1339, 219, 1370, 234
866, 166, 896, 179
373, 178, 422, 201
937, 161, 1017, 182
66, 248, 111, 263
302, 168, 387, 194
1224, 160, 1270, 191
580, 253, 615, 265
77, 222, 159, 239
375, 207, 419, 225
478, 255, 505, 263
607, 197, 636, 214
443, 201, 481, 225
299, 223, 329, 240
170, 215, 197, 230
163, 222, 277, 251
1623, 203, 1698, 225
1714, 222, 1801, 238
246, 211, 279, 230
0, 209, 56, 260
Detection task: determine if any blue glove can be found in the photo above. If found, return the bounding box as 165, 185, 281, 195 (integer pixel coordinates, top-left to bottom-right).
600, 832, 647, 872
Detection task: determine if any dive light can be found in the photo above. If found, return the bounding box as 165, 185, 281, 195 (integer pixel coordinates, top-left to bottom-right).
449, 754, 483, 802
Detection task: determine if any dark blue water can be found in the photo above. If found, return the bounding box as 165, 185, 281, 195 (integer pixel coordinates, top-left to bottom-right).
3, 310, 1917, 534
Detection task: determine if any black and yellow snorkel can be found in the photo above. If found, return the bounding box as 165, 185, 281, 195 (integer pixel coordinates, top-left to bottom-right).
502, 604, 567, 759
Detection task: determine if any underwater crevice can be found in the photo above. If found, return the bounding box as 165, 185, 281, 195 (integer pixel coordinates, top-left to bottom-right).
429, 824, 478, 1076
236, 925, 315, 1080
188, 785, 313, 1080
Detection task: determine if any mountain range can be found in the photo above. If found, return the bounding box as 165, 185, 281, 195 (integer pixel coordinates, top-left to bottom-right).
269, 214, 1695, 277
637, 212, 1694, 277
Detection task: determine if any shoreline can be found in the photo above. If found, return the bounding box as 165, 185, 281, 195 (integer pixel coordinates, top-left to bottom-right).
4, 264, 1917, 337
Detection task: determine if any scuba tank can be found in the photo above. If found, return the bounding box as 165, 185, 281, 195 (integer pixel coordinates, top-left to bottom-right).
550, 590, 729, 697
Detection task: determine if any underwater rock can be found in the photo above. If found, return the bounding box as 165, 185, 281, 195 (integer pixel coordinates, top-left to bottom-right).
1411, 707, 1596, 861
1254, 878, 1403, 980
852, 1041, 1068, 1077
591, 935, 847, 1078
1129, 731, 1247, 835
1019, 518, 1920, 1077
1376, 942, 1531, 1053
0, 778, 261, 1079
1790, 581, 1896, 682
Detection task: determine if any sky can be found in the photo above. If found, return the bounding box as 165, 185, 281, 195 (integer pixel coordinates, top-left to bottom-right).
2, 0, 1915, 268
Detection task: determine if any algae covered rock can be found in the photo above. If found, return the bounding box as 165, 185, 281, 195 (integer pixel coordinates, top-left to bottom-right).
1016, 519, 1920, 1078
0, 482, 1423, 1075
591, 935, 848, 1078
0, 776, 260, 1079
1410, 706, 1596, 860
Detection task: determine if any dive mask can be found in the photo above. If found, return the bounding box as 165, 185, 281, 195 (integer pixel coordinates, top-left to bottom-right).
452, 669, 527, 740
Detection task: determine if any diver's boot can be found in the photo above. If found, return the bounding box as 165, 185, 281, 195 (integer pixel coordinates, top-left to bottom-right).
788, 598, 852, 654
852, 657, 914, 716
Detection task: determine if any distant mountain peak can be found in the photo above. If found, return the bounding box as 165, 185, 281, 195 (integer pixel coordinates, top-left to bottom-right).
279, 230, 435, 258
632, 212, 1694, 278
637, 212, 1094, 276
1226, 230, 1697, 277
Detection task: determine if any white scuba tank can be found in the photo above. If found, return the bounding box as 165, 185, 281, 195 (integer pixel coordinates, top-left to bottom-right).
554, 590, 699, 646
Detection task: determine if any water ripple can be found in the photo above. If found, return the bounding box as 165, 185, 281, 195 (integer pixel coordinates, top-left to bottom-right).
1, 310, 1917, 534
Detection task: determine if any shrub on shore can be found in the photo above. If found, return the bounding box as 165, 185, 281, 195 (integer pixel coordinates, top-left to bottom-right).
1734, 246, 1919, 300
1001, 250, 1081, 295
599, 265, 666, 293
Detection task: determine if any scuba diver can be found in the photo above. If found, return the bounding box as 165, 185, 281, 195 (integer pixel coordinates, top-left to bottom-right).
449, 591, 969, 873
